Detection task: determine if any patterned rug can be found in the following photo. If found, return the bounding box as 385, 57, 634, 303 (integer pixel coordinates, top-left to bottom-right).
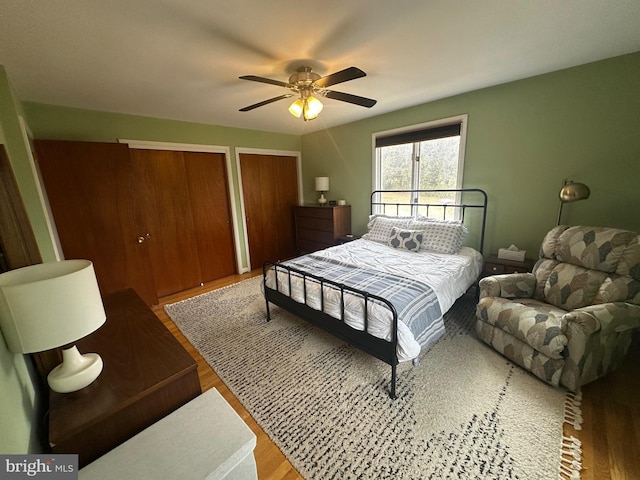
165, 276, 582, 480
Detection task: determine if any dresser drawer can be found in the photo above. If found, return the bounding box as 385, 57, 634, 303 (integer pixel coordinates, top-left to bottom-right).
482, 255, 536, 276
295, 216, 334, 233
295, 206, 335, 220
483, 262, 507, 275
298, 238, 333, 253
294, 205, 351, 254
297, 228, 335, 245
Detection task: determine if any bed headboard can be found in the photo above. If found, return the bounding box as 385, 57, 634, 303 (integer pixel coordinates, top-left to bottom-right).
370, 189, 488, 254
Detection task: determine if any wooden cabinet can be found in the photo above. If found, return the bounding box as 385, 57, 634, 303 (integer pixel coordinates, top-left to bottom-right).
35, 140, 236, 304
294, 205, 351, 253
34, 289, 201, 468
482, 254, 536, 276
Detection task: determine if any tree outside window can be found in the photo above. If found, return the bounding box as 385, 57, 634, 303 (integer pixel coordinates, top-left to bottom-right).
374, 116, 466, 219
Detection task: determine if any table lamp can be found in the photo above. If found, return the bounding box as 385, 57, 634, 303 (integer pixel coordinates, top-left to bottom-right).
0, 260, 106, 393
315, 177, 329, 205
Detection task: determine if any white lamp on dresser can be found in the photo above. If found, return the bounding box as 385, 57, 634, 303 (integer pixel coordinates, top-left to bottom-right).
315, 176, 329, 205
0, 259, 106, 393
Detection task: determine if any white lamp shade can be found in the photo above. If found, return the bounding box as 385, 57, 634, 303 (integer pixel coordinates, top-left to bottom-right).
315, 177, 329, 192
0, 260, 106, 354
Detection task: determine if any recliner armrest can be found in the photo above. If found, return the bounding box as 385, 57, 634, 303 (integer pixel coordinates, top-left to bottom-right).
564, 302, 640, 336
561, 302, 640, 390
479, 273, 536, 299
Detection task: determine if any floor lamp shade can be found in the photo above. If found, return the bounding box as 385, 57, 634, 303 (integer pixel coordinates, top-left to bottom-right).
556, 180, 590, 225
0, 260, 106, 392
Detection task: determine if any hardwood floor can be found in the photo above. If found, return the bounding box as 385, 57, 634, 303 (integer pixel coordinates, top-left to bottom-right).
153, 271, 639, 480
152, 270, 303, 480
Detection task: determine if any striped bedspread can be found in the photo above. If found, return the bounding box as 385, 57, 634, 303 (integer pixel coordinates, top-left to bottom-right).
282, 253, 444, 351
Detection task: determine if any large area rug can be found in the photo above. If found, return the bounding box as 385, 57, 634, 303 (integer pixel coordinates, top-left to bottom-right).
165, 276, 582, 480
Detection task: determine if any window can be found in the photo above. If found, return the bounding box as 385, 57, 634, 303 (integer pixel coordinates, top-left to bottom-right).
373, 115, 467, 218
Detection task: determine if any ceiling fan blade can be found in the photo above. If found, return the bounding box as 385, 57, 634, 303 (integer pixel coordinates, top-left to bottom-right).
239, 75, 290, 88
314, 67, 366, 88
239, 94, 294, 112
323, 90, 377, 108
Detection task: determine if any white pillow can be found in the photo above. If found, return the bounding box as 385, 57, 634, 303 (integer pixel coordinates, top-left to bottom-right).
410, 219, 468, 254
415, 215, 462, 224
388, 227, 424, 252
362, 216, 413, 244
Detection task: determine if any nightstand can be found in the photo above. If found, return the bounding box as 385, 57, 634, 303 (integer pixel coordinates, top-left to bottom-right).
337, 234, 359, 244
482, 254, 536, 276
34, 289, 201, 467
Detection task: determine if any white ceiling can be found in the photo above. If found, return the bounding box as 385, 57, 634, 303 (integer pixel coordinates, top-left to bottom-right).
1, 0, 639, 136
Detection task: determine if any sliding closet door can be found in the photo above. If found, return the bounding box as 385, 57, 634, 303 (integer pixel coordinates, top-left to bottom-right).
183, 152, 236, 283
240, 153, 298, 269
130, 149, 202, 297
35, 140, 158, 305
131, 149, 237, 296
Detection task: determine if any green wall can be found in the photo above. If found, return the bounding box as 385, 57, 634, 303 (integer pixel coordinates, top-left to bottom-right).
23, 102, 302, 150
0, 66, 58, 262
0, 66, 44, 455
302, 52, 640, 257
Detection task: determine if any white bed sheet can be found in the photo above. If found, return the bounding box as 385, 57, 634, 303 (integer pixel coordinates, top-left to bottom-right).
264, 239, 483, 361
312, 239, 483, 313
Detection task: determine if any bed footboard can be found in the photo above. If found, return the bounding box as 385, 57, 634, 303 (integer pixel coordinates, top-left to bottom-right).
262, 261, 400, 399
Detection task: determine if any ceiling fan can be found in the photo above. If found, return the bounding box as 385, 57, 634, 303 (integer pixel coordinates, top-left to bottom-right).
239, 66, 377, 121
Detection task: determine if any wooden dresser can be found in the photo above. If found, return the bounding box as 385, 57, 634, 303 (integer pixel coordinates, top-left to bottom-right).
294, 205, 351, 253
34, 289, 201, 467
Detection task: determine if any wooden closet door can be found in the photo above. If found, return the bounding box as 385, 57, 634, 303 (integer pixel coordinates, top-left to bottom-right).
130, 149, 202, 297
240, 153, 298, 269
0, 145, 42, 271
34, 140, 158, 306
183, 152, 236, 283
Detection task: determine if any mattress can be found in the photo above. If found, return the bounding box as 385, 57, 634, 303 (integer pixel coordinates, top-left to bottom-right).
264, 239, 483, 361
316, 239, 483, 313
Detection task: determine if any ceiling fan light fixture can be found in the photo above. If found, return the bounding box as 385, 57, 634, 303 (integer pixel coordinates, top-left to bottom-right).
240, 66, 375, 118
303, 96, 323, 120
288, 98, 304, 118
288, 96, 323, 121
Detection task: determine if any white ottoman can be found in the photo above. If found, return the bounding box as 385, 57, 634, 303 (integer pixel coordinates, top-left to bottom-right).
80, 388, 257, 480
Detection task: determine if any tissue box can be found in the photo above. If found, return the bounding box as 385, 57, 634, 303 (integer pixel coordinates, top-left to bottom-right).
498, 248, 526, 262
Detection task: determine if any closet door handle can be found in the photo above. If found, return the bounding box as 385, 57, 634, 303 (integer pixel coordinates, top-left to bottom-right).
137, 233, 152, 244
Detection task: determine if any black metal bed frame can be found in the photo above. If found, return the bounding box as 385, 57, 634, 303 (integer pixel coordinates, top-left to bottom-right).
262, 189, 487, 399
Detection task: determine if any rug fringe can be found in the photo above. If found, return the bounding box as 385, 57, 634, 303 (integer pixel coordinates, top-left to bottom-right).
560, 389, 583, 479
563, 390, 583, 430
560, 435, 582, 480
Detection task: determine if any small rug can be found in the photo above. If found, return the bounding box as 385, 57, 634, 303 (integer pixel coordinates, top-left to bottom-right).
165, 277, 582, 480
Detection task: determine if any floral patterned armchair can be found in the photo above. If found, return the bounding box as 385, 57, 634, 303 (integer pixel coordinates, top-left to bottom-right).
476, 226, 640, 391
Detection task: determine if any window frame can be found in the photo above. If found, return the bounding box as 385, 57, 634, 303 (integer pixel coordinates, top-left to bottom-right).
371, 114, 468, 215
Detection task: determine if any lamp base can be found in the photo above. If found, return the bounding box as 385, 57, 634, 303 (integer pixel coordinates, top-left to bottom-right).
318, 192, 327, 205
47, 345, 103, 393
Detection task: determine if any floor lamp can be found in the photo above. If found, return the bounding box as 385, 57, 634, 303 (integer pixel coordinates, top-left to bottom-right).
556, 180, 590, 225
